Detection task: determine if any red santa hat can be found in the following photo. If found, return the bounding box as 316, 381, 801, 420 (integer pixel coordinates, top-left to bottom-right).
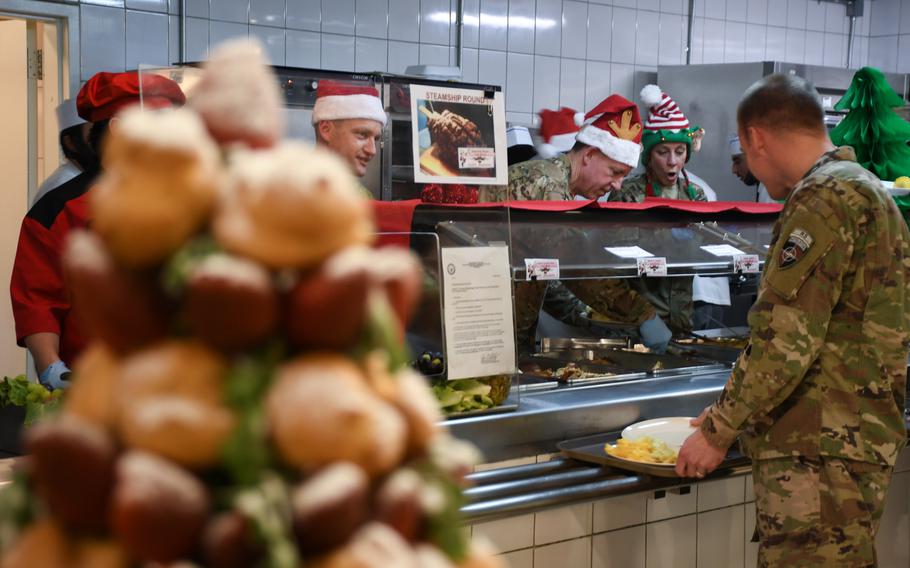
536, 107, 585, 158
575, 94, 643, 168
640, 84, 689, 131
76, 71, 186, 122
312, 79, 387, 126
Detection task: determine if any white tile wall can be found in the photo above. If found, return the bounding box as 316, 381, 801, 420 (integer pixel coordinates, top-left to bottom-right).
473, 514, 535, 553
507, 52, 534, 112
249, 0, 284, 27
635, 10, 660, 66
507, 0, 535, 54
498, 548, 533, 568
534, 537, 592, 568
420, 0, 451, 45
534, 502, 593, 545
286, 0, 320, 31
587, 4, 612, 62
480, 0, 509, 51
356, 0, 388, 39
559, 57, 586, 110
697, 506, 745, 568
610, 7, 637, 65
593, 491, 646, 533
533, 55, 560, 111
355, 37, 388, 72
785, 27, 805, 63
81, 4, 126, 79
73, 0, 888, 123
321, 33, 355, 71
723, 20, 745, 62
592, 525, 646, 568
209, 20, 247, 50
210, 0, 247, 24
561, 1, 588, 60
804, 30, 824, 66
250, 25, 286, 65
286, 29, 320, 68
646, 516, 697, 568
125, 10, 169, 69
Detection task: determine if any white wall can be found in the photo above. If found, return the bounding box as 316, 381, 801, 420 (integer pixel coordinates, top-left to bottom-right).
865, 0, 910, 74
70, 0, 878, 126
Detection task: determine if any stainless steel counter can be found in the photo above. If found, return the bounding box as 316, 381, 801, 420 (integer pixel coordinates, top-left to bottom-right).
461, 456, 751, 523
448, 370, 732, 463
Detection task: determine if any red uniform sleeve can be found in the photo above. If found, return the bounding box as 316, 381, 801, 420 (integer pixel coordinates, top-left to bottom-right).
9, 217, 69, 345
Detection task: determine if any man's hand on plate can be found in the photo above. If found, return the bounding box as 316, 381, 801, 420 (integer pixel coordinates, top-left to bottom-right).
675, 408, 726, 478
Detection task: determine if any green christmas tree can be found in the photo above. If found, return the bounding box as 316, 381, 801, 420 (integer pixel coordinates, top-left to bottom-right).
830, 66, 910, 182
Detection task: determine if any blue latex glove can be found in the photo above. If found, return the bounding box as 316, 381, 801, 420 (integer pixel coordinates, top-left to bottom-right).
639, 314, 672, 354
39, 360, 71, 391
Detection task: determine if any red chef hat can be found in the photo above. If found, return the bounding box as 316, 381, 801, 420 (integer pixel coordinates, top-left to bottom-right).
312, 79, 387, 126
76, 71, 186, 122
536, 107, 585, 158
575, 94, 644, 168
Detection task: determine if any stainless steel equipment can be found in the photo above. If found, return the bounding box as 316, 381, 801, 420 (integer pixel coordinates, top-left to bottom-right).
658, 62, 910, 202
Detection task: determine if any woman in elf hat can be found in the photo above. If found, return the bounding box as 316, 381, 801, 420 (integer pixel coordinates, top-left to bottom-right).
609, 85, 707, 203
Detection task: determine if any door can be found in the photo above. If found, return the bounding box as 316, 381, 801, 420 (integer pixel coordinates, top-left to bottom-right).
0, 19, 29, 378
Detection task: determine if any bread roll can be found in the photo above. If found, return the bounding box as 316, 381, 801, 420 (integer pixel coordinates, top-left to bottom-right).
188, 38, 284, 149
214, 142, 373, 269
67, 343, 120, 431
266, 355, 406, 476
92, 107, 221, 267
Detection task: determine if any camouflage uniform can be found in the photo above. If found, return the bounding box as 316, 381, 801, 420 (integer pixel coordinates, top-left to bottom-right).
479, 155, 574, 202
609, 171, 708, 332
495, 156, 656, 350
699, 147, 910, 566
608, 170, 708, 203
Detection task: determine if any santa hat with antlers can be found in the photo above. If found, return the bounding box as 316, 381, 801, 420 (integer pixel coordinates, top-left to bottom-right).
574, 94, 644, 168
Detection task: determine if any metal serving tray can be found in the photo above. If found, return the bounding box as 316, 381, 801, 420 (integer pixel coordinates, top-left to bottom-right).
518, 356, 647, 384
540, 337, 632, 352
533, 348, 724, 376
557, 431, 748, 478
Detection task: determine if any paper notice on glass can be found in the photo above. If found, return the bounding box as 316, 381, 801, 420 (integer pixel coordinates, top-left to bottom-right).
441, 246, 516, 381
700, 244, 746, 257
605, 246, 654, 258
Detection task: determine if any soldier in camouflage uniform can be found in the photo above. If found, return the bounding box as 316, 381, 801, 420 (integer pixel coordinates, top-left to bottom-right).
609, 85, 710, 333
487, 97, 673, 352
676, 74, 909, 567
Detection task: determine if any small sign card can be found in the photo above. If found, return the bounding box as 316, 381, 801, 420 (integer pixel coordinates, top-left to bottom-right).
605, 246, 655, 258
733, 254, 761, 273
700, 244, 747, 257
637, 257, 668, 277
524, 258, 560, 281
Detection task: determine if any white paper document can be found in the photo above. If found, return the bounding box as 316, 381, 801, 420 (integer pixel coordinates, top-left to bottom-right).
605, 246, 654, 258
441, 246, 516, 381
700, 244, 747, 257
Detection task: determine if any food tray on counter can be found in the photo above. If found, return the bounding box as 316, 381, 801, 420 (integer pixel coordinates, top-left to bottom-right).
557, 431, 748, 478
517, 356, 646, 384
531, 348, 725, 376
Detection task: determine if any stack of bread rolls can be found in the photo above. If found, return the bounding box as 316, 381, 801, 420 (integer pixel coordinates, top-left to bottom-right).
0, 39, 500, 568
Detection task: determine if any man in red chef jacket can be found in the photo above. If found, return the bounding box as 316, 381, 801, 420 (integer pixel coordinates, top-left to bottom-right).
10, 71, 185, 390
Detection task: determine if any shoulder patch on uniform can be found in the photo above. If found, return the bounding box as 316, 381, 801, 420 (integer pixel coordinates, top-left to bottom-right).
778, 228, 814, 269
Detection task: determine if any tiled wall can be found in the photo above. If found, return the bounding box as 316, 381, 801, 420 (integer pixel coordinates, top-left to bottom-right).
865, 0, 910, 74
76, 0, 878, 126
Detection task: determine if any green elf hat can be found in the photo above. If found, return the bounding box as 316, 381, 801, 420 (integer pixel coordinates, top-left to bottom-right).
639, 84, 705, 164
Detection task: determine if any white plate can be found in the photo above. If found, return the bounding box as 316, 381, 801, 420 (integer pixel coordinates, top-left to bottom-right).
621, 417, 696, 451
